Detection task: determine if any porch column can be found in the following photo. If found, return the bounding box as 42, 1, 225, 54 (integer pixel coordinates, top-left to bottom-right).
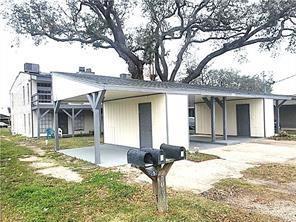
211, 96, 216, 142
72, 108, 75, 137
222, 97, 227, 140
87, 90, 106, 165
275, 100, 280, 133
37, 108, 41, 139
54, 101, 61, 151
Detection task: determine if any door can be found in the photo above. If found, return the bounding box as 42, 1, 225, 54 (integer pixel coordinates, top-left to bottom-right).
138, 103, 153, 148
236, 104, 250, 137
58, 112, 68, 135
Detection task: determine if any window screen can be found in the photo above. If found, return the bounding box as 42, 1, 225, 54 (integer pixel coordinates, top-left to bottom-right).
74, 112, 84, 130
40, 112, 53, 133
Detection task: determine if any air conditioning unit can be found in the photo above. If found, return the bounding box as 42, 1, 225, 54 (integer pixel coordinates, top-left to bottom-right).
24, 63, 40, 73
120, 73, 132, 79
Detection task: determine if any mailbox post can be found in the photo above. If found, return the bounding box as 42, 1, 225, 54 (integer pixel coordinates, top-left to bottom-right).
127, 144, 186, 213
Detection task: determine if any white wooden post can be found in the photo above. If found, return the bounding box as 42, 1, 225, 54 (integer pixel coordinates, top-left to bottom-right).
87, 90, 106, 165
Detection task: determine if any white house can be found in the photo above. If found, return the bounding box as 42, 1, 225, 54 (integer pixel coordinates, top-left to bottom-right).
51, 72, 294, 165
9, 63, 94, 138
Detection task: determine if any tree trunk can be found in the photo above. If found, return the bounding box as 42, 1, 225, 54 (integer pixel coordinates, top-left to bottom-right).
127, 59, 144, 80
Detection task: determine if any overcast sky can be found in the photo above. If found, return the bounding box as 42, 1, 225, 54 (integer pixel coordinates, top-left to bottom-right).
0, 13, 295, 108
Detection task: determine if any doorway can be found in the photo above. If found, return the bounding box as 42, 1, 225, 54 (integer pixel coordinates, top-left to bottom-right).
58, 112, 69, 135
236, 104, 250, 137
138, 103, 153, 148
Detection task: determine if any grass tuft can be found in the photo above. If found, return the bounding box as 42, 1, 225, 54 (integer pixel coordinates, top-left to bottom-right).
187, 152, 219, 162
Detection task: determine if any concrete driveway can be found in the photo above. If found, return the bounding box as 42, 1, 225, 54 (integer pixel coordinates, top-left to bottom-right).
135, 140, 296, 193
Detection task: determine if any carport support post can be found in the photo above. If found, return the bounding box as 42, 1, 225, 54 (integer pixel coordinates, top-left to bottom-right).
72, 108, 75, 137
211, 97, 216, 142
275, 100, 280, 133
87, 90, 106, 165
222, 97, 227, 140
275, 100, 287, 134
54, 101, 61, 151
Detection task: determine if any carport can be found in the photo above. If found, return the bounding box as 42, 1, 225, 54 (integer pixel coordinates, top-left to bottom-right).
52, 72, 190, 166
51, 72, 293, 166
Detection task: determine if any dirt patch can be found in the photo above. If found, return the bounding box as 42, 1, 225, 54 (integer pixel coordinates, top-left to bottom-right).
18, 142, 46, 156
19, 155, 83, 183
28, 146, 46, 156
230, 197, 296, 222
30, 162, 57, 169
36, 166, 83, 182
19, 156, 40, 162
135, 159, 253, 193
203, 162, 296, 222
247, 179, 296, 195
116, 164, 142, 181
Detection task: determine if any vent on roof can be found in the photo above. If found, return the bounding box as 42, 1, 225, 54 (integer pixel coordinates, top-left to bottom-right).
120, 73, 132, 79
78, 67, 94, 74
79, 66, 85, 72
24, 63, 40, 73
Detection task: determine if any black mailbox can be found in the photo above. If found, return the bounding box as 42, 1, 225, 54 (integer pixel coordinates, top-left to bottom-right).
127, 149, 153, 167
160, 144, 186, 160
140, 148, 165, 165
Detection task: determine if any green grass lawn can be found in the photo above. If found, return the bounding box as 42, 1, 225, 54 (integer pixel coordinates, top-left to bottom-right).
0, 129, 278, 221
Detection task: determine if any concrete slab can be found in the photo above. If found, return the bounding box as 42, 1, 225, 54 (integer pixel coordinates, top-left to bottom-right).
190, 141, 224, 150
190, 135, 260, 146
59, 144, 133, 167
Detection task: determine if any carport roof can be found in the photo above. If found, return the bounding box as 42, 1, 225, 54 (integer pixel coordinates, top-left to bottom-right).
52, 72, 294, 100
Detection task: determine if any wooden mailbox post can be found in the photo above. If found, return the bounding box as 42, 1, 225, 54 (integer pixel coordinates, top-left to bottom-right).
127, 144, 186, 213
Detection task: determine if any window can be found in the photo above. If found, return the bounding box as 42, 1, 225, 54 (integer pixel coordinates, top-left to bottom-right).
74, 113, 84, 130
23, 86, 25, 105
24, 114, 26, 133
37, 82, 51, 87
27, 83, 30, 104
40, 112, 53, 133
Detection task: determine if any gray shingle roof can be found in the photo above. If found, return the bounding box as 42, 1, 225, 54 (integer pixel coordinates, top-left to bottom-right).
52, 72, 294, 100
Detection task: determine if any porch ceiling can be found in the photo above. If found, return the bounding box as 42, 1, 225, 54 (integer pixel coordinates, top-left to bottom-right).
59, 90, 157, 103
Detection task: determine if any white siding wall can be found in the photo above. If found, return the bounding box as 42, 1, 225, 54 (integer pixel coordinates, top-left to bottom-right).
103, 94, 167, 148
10, 73, 32, 137
196, 98, 271, 137
264, 99, 275, 137
103, 93, 189, 149
166, 94, 189, 148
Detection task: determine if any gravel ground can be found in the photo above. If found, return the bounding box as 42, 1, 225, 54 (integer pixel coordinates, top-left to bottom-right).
132, 142, 296, 193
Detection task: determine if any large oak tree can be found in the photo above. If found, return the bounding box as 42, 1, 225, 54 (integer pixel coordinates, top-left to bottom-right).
5, 0, 296, 82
